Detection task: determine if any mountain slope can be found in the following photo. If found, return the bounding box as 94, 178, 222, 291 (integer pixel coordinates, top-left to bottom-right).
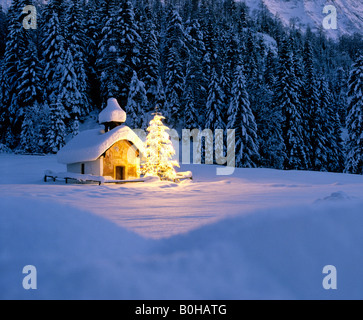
241, 0, 363, 38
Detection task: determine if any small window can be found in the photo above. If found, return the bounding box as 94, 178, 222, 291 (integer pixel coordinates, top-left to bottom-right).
81, 163, 85, 175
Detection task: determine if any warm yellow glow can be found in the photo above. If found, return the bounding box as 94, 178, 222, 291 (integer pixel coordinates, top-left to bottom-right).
140, 112, 179, 181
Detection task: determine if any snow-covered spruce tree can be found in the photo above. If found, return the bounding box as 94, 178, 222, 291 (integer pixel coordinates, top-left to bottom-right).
155, 78, 167, 114
184, 16, 206, 124
201, 17, 218, 83
57, 48, 82, 123
264, 49, 277, 89
307, 80, 329, 171
333, 67, 349, 126
0, 61, 5, 143
205, 68, 226, 164
243, 33, 267, 134
274, 38, 308, 170
36, 102, 51, 153
219, 64, 229, 116
345, 55, 363, 174
258, 49, 284, 169
302, 36, 322, 170
126, 71, 148, 129
138, 3, 160, 111
66, 0, 87, 64
164, 6, 186, 125
205, 68, 225, 131
65, 0, 90, 118
0, 4, 6, 58
85, 0, 102, 109
70, 117, 80, 139
118, 0, 141, 103
223, 0, 237, 23
97, 0, 141, 104
243, 31, 259, 87
259, 102, 286, 170
42, 6, 65, 105
318, 77, 344, 173
141, 112, 179, 181
2, 0, 29, 147
46, 97, 67, 154
17, 41, 43, 153
223, 29, 240, 101
182, 81, 199, 129
97, 0, 125, 101
44, 0, 67, 24
182, 11, 206, 129
0, 5, 6, 124
227, 63, 259, 168
19, 105, 39, 154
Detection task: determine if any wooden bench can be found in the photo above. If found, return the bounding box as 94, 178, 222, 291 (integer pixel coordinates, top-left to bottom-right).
44, 171, 103, 185
44, 173, 57, 182
174, 171, 193, 183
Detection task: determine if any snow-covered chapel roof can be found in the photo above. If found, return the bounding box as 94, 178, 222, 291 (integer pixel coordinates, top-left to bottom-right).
57, 125, 144, 164
99, 98, 126, 124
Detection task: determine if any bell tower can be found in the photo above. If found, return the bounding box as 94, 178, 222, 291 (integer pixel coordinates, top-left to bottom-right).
99, 98, 127, 132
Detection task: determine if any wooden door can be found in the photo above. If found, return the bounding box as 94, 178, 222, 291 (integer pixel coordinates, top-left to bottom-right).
115, 166, 125, 180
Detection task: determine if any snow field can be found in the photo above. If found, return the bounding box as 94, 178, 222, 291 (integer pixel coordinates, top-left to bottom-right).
1, 154, 363, 299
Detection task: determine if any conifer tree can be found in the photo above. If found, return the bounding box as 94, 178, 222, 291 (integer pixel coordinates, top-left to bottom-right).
164, 6, 186, 125
155, 78, 167, 114
346, 55, 363, 174
205, 68, 225, 130
318, 77, 344, 172
223, 30, 240, 95
138, 4, 160, 110
264, 50, 277, 89
57, 48, 82, 122
0, 5, 6, 58
20, 105, 39, 153
97, 0, 141, 104
47, 98, 67, 153
2, 0, 29, 146
182, 82, 199, 129
205, 68, 225, 164
42, 6, 65, 104
227, 63, 259, 167
85, 0, 101, 108
118, 0, 142, 102
184, 16, 206, 119
126, 71, 148, 129
70, 117, 80, 138
274, 38, 307, 170
0, 61, 5, 143
302, 37, 321, 169
18, 42, 43, 152
141, 112, 179, 180
97, 0, 126, 101
332, 67, 349, 126
223, 0, 237, 23
201, 18, 218, 82
308, 82, 329, 171
66, 0, 90, 117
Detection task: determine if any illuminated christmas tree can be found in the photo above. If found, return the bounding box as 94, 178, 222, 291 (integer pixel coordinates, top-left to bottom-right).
141, 110, 179, 180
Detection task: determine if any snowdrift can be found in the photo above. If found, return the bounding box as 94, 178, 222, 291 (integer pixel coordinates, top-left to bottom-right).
1, 196, 363, 300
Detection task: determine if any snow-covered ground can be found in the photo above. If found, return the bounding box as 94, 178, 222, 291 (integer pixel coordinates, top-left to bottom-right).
1, 154, 363, 299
